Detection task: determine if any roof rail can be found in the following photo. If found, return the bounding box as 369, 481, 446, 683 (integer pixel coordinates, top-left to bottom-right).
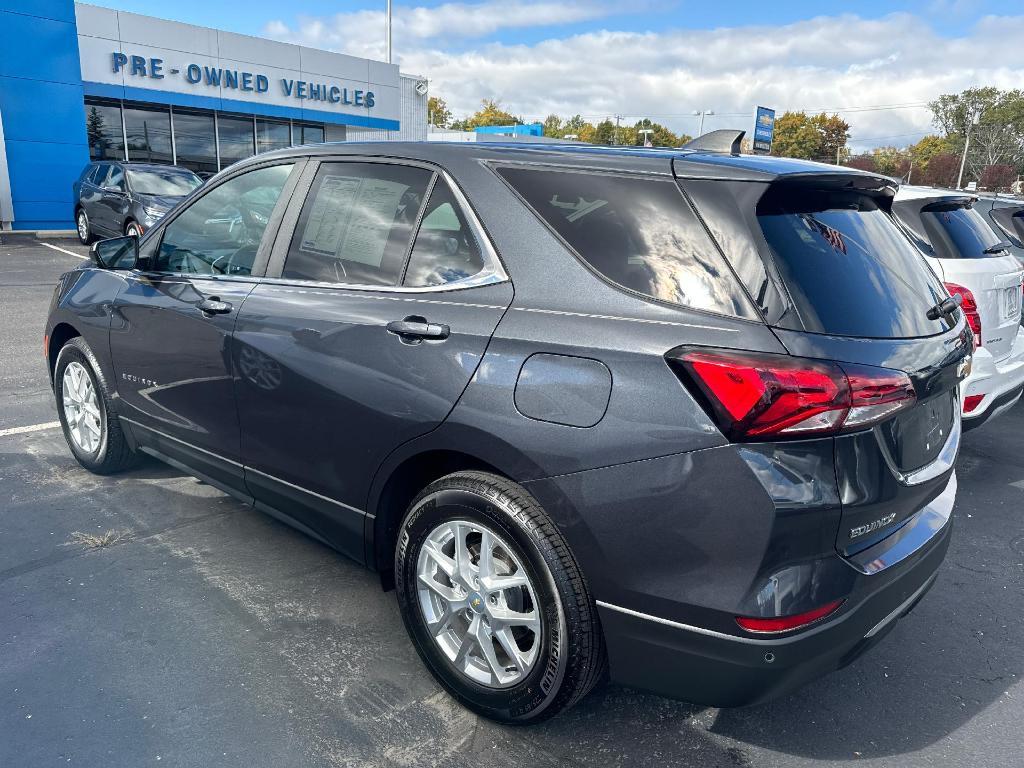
680, 129, 745, 155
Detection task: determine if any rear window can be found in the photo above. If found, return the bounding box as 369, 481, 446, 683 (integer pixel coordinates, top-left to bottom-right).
757, 187, 950, 338
922, 203, 1007, 259
496, 166, 757, 319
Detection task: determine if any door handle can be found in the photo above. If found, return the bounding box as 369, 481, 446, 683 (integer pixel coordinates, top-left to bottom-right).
197, 297, 233, 316
386, 317, 450, 342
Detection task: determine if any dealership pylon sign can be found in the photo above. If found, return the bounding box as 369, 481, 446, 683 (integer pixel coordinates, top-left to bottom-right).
753, 106, 775, 154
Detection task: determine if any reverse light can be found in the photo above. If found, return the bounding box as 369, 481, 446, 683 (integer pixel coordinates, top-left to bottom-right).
736, 599, 844, 634
963, 394, 985, 413
944, 282, 981, 349
670, 349, 917, 441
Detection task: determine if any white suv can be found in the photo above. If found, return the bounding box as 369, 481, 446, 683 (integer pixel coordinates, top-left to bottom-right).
894, 186, 1024, 429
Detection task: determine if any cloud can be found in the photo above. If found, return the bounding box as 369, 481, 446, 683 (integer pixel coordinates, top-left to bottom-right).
267, 1, 616, 52
263, 8, 1024, 150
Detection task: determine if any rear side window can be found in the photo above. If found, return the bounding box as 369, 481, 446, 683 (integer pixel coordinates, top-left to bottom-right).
922, 203, 1006, 259
403, 179, 484, 287
496, 166, 757, 319
758, 187, 949, 338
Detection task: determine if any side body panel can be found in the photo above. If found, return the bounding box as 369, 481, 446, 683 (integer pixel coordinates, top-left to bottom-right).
232, 281, 513, 562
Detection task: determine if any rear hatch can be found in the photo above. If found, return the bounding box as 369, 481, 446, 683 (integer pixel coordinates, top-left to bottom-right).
749, 177, 971, 555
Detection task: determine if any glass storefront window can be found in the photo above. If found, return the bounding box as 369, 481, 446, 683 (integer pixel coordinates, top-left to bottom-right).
219, 115, 255, 168
257, 119, 291, 154
124, 105, 173, 164
173, 110, 217, 176
85, 101, 125, 161
298, 123, 325, 144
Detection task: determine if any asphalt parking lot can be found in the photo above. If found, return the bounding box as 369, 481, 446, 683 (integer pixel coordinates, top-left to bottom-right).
2, 234, 1023, 768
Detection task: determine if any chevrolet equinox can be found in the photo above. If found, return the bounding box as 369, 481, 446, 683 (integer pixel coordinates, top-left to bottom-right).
45, 133, 971, 723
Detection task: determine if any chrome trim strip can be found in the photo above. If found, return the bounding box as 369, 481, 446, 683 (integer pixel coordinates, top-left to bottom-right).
245, 465, 373, 519
863, 574, 937, 638
121, 417, 372, 519
876, 405, 961, 487
595, 601, 790, 647
122, 417, 243, 468
512, 305, 739, 332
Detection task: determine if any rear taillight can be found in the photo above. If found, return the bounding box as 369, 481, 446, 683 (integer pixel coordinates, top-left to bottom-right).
945, 282, 981, 349
671, 349, 917, 441
735, 599, 844, 634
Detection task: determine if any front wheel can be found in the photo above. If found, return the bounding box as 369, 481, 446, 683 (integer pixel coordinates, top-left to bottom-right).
395, 471, 606, 723
125, 221, 143, 238
76, 209, 92, 244
54, 337, 137, 474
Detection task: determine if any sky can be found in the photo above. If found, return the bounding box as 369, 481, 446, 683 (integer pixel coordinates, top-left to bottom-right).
90, 0, 1024, 150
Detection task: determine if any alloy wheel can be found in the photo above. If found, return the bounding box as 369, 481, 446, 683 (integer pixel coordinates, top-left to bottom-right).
416, 519, 542, 688
62, 361, 103, 453
77, 211, 89, 242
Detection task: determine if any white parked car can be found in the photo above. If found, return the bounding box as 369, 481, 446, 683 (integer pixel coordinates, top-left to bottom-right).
893, 186, 1024, 429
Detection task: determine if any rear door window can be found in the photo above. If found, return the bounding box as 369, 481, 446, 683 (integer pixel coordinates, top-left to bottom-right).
922, 203, 1007, 259
757, 187, 950, 338
282, 162, 433, 286
495, 166, 758, 319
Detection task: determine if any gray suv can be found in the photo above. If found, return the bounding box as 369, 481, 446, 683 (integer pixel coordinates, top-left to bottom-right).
47, 136, 970, 723
73, 161, 202, 243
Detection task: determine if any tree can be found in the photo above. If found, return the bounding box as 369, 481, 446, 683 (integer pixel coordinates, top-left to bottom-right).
452, 99, 523, 131
634, 118, 679, 147
427, 96, 452, 128
846, 154, 877, 173
871, 146, 912, 179
921, 153, 961, 188
979, 164, 1017, 191
929, 88, 1024, 183
543, 114, 564, 139
771, 111, 850, 162
908, 135, 953, 176
86, 106, 109, 159
593, 118, 617, 145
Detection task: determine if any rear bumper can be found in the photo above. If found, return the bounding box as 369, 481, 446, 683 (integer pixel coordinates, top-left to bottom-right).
963, 326, 1024, 426
595, 474, 955, 708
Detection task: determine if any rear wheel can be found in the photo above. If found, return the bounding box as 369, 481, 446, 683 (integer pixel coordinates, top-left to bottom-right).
395, 471, 606, 723
76, 209, 92, 244
54, 337, 137, 474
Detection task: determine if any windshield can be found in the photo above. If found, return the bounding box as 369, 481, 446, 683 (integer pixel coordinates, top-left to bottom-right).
758, 187, 951, 338
921, 203, 1005, 259
127, 168, 202, 197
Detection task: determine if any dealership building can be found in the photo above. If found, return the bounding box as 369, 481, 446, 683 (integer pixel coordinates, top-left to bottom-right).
0, 0, 428, 231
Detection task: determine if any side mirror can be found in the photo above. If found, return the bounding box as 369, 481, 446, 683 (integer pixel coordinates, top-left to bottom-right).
90, 235, 139, 270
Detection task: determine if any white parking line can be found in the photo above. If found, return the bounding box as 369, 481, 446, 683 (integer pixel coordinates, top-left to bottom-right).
0, 421, 61, 437
39, 242, 87, 260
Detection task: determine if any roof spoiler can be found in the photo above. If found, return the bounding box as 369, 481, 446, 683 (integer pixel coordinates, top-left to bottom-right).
680, 129, 745, 155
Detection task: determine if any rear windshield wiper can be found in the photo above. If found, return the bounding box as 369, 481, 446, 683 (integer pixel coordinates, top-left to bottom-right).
984, 240, 1012, 254
926, 292, 963, 321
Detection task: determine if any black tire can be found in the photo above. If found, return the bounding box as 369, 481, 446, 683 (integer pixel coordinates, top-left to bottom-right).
54, 337, 137, 474
125, 221, 142, 238
76, 208, 92, 245
395, 471, 606, 723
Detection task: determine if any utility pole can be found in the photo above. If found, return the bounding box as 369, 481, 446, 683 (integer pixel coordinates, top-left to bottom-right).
693, 110, 714, 136
386, 0, 392, 63
957, 110, 980, 190
614, 114, 621, 146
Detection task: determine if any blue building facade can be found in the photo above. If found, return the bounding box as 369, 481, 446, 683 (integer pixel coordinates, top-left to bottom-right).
0, 0, 90, 230
0, 1, 424, 231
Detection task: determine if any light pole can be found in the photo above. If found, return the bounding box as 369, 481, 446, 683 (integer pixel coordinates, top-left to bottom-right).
957, 109, 980, 190
693, 109, 714, 135
385, 0, 392, 64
